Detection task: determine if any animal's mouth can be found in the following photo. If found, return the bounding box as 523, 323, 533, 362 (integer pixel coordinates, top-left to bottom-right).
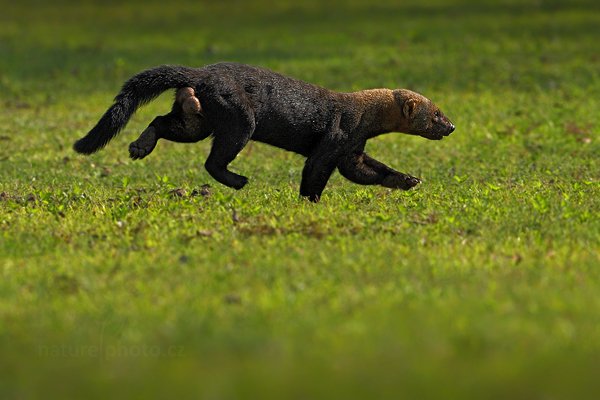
423, 123, 455, 140
438, 124, 456, 139
424, 132, 447, 140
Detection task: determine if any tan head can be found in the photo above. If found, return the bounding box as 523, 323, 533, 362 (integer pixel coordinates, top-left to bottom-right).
394, 89, 455, 140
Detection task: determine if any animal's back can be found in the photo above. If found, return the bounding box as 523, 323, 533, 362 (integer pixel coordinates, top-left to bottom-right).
197, 62, 343, 154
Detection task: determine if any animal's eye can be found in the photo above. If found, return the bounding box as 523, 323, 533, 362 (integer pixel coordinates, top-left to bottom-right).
434, 111, 441, 118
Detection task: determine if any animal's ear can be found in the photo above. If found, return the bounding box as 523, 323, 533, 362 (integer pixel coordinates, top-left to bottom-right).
403, 98, 417, 119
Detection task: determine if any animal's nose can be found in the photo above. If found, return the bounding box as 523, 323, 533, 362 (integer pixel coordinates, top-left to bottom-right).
448, 123, 455, 133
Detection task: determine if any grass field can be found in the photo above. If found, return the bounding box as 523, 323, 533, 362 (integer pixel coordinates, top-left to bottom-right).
1, 0, 599, 398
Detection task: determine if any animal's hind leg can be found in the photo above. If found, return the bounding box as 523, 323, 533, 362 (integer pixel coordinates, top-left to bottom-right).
337, 152, 421, 189
201, 87, 256, 190
159, 114, 210, 143
129, 113, 210, 160
204, 129, 252, 190
129, 125, 158, 160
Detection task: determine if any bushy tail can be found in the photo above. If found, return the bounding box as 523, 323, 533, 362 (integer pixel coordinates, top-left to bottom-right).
73, 65, 197, 154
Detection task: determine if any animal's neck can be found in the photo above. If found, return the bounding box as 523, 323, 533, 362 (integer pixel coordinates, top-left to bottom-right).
349, 89, 407, 137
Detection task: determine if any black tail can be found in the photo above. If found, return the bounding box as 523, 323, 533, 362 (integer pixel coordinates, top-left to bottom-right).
73, 65, 197, 154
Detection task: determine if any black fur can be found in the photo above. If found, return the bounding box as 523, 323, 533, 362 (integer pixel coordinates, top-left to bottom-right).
73, 65, 198, 154
75, 62, 455, 202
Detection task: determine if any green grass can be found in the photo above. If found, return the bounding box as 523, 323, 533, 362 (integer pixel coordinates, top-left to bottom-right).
1, 0, 599, 398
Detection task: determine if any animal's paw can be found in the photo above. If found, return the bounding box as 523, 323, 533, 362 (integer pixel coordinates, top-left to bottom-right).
381, 173, 421, 190
129, 126, 158, 160
129, 140, 155, 160
231, 175, 249, 190
299, 190, 321, 203
308, 194, 320, 203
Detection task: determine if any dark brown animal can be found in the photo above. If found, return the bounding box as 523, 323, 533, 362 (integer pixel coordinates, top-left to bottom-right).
74, 63, 455, 202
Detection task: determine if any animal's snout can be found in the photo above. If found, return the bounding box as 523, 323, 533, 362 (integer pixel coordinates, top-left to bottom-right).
447, 123, 455, 135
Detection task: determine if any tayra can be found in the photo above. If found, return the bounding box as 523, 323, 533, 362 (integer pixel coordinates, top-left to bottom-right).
74, 62, 455, 202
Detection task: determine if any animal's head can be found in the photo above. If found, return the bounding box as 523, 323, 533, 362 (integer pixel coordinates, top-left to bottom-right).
394, 89, 455, 140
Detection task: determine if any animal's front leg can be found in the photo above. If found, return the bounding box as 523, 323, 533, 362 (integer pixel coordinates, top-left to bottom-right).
300, 143, 341, 202
338, 152, 420, 190
380, 171, 421, 190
